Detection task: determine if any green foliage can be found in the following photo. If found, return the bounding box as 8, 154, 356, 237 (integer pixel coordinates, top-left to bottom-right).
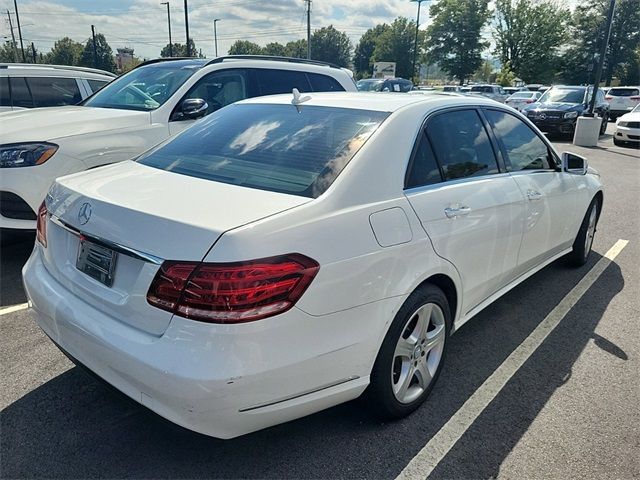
160, 39, 199, 57
79, 33, 116, 73
561, 0, 640, 86
494, 0, 569, 84
353, 24, 390, 78
372, 17, 420, 80
0, 41, 19, 62
45, 37, 84, 66
263, 42, 287, 56
473, 59, 494, 83
310, 25, 352, 67
425, 0, 492, 85
495, 62, 516, 86
284, 39, 307, 58
227, 40, 263, 55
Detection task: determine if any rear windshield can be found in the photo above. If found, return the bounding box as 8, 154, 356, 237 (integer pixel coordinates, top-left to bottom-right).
511, 92, 534, 98
138, 103, 388, 198
608, 88, 639, 97
471, 86, 493, 93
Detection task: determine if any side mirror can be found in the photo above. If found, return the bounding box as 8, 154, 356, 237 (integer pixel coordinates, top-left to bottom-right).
177, 98, 208, 121
562, 151, 588, 175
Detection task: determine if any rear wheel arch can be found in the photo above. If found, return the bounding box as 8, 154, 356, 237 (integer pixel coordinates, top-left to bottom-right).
414, 274, 458, 328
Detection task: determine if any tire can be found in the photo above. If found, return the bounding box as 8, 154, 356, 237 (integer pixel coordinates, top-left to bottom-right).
599, 116, 608, 135
613, 137, 622, 146
567, 197, 600, 267
364, 284, 451, 419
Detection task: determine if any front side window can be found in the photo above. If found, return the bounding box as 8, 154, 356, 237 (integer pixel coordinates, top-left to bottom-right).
26, 77, 82, 107
177, 69, 250, 117
485, 110, 552, 171
84, 63, 200, 111
426, 109, 499, 181
139, 104, 388, 198
9, 77, 33, 108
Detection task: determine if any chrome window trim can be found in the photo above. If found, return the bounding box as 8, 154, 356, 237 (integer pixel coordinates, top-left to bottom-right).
49, 214, 164, 265
404, 171, 513, 195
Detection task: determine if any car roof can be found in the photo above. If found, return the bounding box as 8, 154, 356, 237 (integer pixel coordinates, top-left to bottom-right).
237, 91, 499, 112
0, 63, 116, 78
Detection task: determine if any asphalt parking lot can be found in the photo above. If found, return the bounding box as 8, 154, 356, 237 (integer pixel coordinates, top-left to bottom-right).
1, 123, 638, 479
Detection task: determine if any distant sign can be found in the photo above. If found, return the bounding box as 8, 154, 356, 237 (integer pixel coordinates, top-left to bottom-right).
373, 62, 396, 79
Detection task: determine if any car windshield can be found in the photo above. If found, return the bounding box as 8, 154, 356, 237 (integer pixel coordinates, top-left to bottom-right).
471, 86, 493, 93
539, 88, 586, 104
84, 63, 201, 111
357, 80, 385, 92
138, 103, 389, 198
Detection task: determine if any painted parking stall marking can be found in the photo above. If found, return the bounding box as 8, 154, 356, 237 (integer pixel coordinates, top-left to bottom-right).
397, 239, 629, 480
0, 303, 29, 316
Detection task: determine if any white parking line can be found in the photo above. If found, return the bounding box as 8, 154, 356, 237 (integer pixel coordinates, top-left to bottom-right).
397, 239, 629, 480
0, 303, 29, 316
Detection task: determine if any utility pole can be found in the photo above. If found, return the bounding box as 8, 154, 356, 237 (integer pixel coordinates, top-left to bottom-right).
161, 2, 172, 57
587, 0, 616, 116
30, 42, 36, 63
213, 18, 220, 57
184, 0, 191, 57
411, 0, 426, 84
305, 0, 311, 59
91, 25, 98, 68
13, 0, 25, 62
6, 10, 18, 62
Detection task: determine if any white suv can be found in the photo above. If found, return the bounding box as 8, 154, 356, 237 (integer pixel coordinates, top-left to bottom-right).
0, 63, 115, 113
0, 56, 356, 230
605, 86, 640, 120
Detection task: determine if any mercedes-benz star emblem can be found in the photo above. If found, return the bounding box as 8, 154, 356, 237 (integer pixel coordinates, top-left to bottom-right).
539, 113, 547, 120
78, 202, 92, 225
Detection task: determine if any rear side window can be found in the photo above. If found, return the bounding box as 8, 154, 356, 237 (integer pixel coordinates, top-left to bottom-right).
426, 110, 499, 181
255, 69, 311, 96
9, 77, 33, 108
87, 79, 109, 93
0, 77, 9, 107
485, 110, 552, 171
139, 104, 388, 198
26, 77, 82, 107
608, 88, 639, 97
406, 133, 442, 188
307, 73, 344, 92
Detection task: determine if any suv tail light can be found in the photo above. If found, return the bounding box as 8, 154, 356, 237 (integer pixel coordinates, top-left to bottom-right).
605, 95, 613, 100
147, 254, 320, 323
36, 201, 47, 247
630, 96, 640, 100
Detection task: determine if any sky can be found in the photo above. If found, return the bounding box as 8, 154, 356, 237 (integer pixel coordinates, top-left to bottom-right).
0, 0, 431, 59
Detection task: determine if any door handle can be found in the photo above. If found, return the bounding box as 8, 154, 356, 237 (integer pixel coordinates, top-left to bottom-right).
526, 190, 543, 201
444, 205, 471, 218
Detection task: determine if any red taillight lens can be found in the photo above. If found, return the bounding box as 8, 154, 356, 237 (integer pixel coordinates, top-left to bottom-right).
36, 201, 47, 247
605, 95, 613, 100
630, 96, 640, 100
147, 254, 320, 323
525, 99, 534, 103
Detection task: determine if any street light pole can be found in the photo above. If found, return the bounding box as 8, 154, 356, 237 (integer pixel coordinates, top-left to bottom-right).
411, 0, 425, 83
161, 2, 172, 57
214, 18, 220, 57
587, 0, 616, 116
184, 0, 191, 57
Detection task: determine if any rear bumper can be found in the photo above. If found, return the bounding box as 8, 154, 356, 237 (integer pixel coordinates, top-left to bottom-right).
22, 244, 390, 438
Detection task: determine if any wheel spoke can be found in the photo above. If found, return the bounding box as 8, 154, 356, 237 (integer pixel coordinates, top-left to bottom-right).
394, 363, 414, 400
395, 337, 415, 359
424, 323, 445, 351
414, 360, 431, 389
414, 304, 432, 340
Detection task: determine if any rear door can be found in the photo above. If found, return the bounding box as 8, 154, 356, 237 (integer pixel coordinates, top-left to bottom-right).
404, 108, 525, 316
484, 108, 580, 279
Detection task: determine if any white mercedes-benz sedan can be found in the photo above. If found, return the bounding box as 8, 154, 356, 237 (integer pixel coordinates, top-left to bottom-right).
23, 92, 603, 439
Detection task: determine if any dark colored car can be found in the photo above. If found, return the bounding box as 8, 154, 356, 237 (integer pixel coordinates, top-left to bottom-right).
356, 78, 413, 93
523, 86, 609, 137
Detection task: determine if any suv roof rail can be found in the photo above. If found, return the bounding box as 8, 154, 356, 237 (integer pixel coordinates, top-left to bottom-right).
134, 57, 204, 69
206, 55, 343, 70
0, 63, 117, 77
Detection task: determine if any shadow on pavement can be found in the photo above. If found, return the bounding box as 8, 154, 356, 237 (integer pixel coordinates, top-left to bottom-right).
0, 231, 34, 306
0, 253, 624, 479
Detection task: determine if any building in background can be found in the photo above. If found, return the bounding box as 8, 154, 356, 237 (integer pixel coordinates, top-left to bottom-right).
116, 47, 135, 72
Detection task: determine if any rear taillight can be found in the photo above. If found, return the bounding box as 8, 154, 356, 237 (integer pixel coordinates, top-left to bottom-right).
630, 96, 640, 100
147, 254, 320, 323
605, 95, 613, 100
36, 201, 47, 247
525, 99, 534, 103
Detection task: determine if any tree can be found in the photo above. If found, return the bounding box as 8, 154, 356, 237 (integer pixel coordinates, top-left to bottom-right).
353, 24, 390, 79
310, 26, 352, 67
79, 33, 116, 73
285, 39, 307, 59
263, 42, 287, 56
160, 39, 199, 57
372, 17, 420, 80
425, 0, 491, 85
561, 0, 640, 86
46, 37, 84, 66
0, 41, 18, 62
495, 61, 516, 86
228, 40, 263, 55
473, 59, 494, 83
493, 0, 569, 84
